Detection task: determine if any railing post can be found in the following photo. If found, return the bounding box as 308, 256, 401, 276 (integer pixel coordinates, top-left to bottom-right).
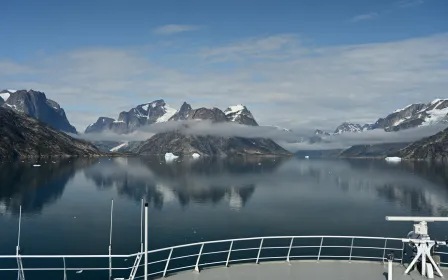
163, 248, 173, 277
349, 237, 354, 262
63, 257, 67, 280
195, 243, 204, 272
144, 203, 148, 280
286, 238, 294, 262
382, 239, 388, 264
317, 237, 324, 262
226, 241, 233, 267
256, 238, 264, 264
109, 200, 114, 280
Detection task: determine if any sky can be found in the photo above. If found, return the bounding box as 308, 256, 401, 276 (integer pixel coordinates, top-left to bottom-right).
1, 0, 447, 132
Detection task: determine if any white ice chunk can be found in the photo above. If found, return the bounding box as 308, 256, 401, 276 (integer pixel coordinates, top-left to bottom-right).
164, 153, 179, 161
385, 157, 402, 162
192, 153, 201, 158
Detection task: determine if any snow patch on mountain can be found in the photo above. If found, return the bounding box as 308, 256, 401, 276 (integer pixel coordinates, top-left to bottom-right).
110, 142, 128, 152
156, 105, 177, 123
393, 104, 413, 113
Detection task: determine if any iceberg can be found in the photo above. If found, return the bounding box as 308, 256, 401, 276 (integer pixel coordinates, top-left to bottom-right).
192, 153, 201, 158
164, 153, 179, 161
385, 157, 402, 162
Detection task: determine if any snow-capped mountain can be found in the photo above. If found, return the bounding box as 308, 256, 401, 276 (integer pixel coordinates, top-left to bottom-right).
325, 98, 448, 136
224, 104, 258, 126
1, 89, 77, 134
373, 98, 448, 131
85, 99, 177, 134
333, 122, 374, 134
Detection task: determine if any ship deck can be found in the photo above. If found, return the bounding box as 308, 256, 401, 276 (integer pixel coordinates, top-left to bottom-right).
157, 260, 443, 280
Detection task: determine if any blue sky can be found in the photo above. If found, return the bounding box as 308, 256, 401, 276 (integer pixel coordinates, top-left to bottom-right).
1, 0, 447, 132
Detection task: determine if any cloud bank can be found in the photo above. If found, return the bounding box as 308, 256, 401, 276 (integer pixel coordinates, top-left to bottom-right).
74, 120, 447, 152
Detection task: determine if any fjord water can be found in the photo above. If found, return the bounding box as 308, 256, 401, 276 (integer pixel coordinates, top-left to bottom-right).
1, 157, 448, 279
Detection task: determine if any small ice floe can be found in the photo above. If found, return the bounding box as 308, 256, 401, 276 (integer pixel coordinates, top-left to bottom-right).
164, 153, 179, 161
33, 164, 41, 167
76, 270, 83, 274
192, 153, 200, 159
124, 258, 128, 261
385, 157, 402, 162
305, 156, 309, 159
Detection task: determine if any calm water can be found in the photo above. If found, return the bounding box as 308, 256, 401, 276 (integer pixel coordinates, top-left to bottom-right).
1, 156, 448, 279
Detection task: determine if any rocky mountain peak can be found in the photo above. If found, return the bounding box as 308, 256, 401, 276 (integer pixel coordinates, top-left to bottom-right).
315, 129, 330, 136
169, 102, 192, 121
188, 107, 227, 122
224, 104, 258, 126
334, 122, 363, 134
85, 99, 178, 134
1, 89, 77, 134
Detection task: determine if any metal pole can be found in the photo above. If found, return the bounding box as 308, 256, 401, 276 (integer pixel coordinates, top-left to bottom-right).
286, 238, 294, 262
256, 239, 264, 264
382, 239, 387, 264
317, 237, 324, 261
163, 248, 173, 277
63, 257, 67, 280
226, 241, 233, 267
140, 199, 144, 254
388, 260, 393, 280
17, 205, 22, 249
144, 202, 148, 280
109, 200, 114, 280
349, 238, 354, 262
195, 243, 204, 272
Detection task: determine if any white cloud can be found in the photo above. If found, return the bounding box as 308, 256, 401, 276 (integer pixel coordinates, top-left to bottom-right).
1, 33, 447, 133
282, 124, 447, 151
152, 24, 200, 35
351, 13, 378, 22
396, 0, 425, 8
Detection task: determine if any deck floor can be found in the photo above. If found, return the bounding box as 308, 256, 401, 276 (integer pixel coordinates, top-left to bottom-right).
159, 261, 443, 280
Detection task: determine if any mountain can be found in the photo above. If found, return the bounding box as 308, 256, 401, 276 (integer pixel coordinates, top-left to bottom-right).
315, 129, 331, 136
373, 99, 448, 132
0, 107, 103, 158
333, 122, 374, 134
136, 105, 290, 156
224, 104, 258, 126
396, 127, 448, 160
329, 98, 448, 135
137, 131, 292, 157
339, 142, 410, 158
85, 99, 177, 134
168, 102, 193, 121
1, 89, 77, 134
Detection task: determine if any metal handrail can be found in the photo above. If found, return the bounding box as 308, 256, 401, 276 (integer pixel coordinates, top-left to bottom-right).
2, 235, 448, 279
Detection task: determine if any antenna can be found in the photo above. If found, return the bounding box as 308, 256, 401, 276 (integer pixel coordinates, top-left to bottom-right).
386, 216, 448, 236
386, 216, 448, 277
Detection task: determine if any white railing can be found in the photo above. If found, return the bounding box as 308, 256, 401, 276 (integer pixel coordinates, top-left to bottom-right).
3, 235, 448, 279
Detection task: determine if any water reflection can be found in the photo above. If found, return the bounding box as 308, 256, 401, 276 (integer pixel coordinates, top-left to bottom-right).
83, 157, 283, 210
0, 158, 97, 215
0, 157, 447, 216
